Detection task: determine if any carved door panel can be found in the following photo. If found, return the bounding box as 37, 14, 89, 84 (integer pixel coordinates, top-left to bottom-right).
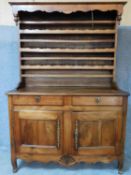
72, 110, 122, 156
14, 110, 63, 155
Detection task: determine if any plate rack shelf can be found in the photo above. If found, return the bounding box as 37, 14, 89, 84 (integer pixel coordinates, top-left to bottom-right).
18, 10, 118, 88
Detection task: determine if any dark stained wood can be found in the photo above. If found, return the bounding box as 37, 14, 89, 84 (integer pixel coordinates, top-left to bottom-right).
8, 1, 128, 174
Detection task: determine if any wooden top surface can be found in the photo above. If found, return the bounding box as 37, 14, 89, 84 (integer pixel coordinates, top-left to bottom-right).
7, 87, 129, 96
9, 0, 127, 4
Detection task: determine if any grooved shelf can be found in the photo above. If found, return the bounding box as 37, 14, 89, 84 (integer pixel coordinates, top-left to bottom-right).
21, 57, 114, 60
21, 65, 114, 70
20, 39, 114, 43
20, 48, 115, 53
20, 29, 116, 34
21, 74, 113, 78
20, 20, 116, 24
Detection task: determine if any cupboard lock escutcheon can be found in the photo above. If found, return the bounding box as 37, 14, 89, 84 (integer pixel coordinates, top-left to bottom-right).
57, 120, 60, 149
74, 120, 79, 150
96, 97, 101, 104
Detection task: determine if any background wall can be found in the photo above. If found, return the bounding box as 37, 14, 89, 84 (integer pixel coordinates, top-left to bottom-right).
0, 0, 131, 26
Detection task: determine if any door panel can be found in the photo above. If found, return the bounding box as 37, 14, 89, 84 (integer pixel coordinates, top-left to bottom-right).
72, 110, 122, 156
79, 121, 99, 147
20, 119, 57, 146
101, 120, 115, 146
37, 120, 57, 146
14, 110, 63, 155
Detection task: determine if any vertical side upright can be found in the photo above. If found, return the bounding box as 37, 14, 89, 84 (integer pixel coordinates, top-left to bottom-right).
113, 13, 122, 88
8, 96, 17, 173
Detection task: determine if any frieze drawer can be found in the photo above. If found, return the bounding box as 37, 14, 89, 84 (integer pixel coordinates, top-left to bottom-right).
72, 96, 123, 106
13, 95, 64, 106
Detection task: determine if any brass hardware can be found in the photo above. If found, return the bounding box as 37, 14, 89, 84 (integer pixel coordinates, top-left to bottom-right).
96, 97, 101, 104
74, 120, 79, 150
35, 96, 41, 103
57, 120, 60, 149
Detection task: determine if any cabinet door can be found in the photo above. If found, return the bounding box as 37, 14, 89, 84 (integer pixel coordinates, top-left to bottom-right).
72, 111, 122, 156
14, 110, 63, 155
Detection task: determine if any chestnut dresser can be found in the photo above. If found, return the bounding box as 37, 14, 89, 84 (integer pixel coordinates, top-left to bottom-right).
8, 1, 129, 174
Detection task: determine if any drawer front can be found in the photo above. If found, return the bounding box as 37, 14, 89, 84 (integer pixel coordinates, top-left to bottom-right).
72, 96, 123, 106
13, 95, 63, 106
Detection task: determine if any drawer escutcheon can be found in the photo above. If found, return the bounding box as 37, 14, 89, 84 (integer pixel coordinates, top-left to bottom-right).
35, 96, 41, 103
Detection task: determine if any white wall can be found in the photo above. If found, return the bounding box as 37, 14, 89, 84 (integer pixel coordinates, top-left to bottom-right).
0, 0, 15, 25
0, 0, 130, 26
122, 0, 131, 25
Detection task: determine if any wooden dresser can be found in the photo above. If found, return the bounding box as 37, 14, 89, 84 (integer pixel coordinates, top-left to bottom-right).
8, 1, 129, 174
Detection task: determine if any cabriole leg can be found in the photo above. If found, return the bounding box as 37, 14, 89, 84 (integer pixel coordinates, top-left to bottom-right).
118, 156, 124, 175
11, 158, 17, 173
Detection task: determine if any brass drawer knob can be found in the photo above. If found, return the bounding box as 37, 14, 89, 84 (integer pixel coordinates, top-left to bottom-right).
96, 97, 101, 104
35, 96, 41, 103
